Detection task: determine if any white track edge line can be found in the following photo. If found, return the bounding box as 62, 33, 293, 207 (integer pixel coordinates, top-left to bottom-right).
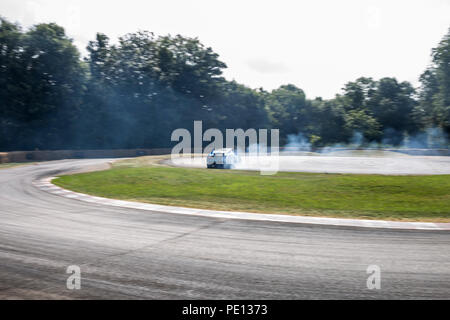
32, 177, 450, 231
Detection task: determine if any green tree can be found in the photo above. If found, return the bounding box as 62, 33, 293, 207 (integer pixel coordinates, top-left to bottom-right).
367, 78, 418, 135
342, 77, 375, 111
417, 28, 450, 134
0, 19, 85, 150
265, 84, 317, 144
0, 18, 23, 150
80, 32, 229, 149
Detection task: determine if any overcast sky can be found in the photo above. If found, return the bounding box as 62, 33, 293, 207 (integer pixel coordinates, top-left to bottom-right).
1, 0, 450, 98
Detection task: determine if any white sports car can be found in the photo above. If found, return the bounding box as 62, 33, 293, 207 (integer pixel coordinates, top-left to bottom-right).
206, 148, 240, 169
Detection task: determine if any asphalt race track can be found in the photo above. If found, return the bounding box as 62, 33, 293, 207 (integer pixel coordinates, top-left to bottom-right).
170, 153, 450, 175
0, 159, 449, 299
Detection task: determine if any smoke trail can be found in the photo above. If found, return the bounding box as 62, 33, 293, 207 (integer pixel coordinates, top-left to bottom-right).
284, 128, 449, 154
283, 133, 312, 152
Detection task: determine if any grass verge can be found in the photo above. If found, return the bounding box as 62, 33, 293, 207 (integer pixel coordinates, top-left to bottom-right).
52, 156, 450, 222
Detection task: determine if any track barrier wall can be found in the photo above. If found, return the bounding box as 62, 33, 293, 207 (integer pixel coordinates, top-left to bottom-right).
0, 148, 172, 164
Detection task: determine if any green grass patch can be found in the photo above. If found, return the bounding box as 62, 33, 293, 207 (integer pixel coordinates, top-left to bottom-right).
53, 160, 450, 222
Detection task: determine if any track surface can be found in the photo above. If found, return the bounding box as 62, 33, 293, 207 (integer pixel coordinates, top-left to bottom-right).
0, 159, 449, 299
170, 154, 450, 175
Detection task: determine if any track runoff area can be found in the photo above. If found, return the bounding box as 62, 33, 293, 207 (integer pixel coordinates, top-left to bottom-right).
2, 154, 449, 316
4, 125, 450, 313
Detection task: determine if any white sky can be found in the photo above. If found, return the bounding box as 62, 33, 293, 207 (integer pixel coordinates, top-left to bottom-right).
1, 0, 450, 98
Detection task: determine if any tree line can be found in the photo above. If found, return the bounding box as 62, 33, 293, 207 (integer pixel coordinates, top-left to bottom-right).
0, 17, 449, 151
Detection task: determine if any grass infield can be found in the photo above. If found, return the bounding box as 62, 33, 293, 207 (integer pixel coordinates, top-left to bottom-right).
53, 157, 450, 222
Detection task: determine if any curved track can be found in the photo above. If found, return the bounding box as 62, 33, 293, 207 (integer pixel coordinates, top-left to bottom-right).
170, 154, 450, 175
0, 159, 449, 299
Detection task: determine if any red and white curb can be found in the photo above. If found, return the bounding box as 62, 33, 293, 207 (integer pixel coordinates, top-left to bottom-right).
33, 177, 450, 231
